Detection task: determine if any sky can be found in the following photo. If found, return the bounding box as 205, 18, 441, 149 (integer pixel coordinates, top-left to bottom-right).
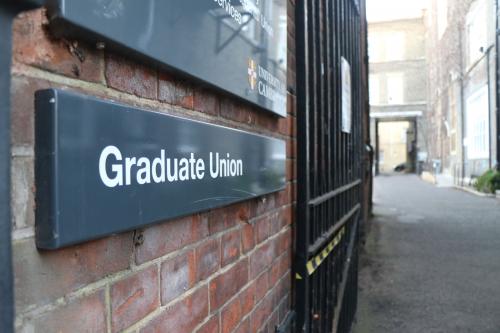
367, 0, 428, 22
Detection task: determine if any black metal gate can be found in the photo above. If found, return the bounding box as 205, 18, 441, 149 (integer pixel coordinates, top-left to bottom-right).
293, 0, 367, 332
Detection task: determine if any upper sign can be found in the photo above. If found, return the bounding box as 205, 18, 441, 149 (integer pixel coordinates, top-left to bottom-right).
47, 0, 288, 117
35, 89, 286, 249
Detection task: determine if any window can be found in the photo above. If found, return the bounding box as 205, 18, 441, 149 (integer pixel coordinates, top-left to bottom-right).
437, 0, 448, 39
466, 86, 489, 159
368, 33, 382, 62
385, 32, 405, 61
369, 75, 380, 105
386, 73, 404, 105
466, 0, 487, 67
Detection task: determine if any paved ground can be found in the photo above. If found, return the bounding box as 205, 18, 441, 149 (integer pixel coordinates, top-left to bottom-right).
353, 175, 500, 333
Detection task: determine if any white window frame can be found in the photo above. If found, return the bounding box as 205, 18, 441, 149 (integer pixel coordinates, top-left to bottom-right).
466, 0, 488, 67
465, 85, 490, 160
386, 73, 404, 105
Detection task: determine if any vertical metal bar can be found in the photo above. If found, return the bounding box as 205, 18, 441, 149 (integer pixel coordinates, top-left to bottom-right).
496, 0, 500, 171
295, 0, 311, 330
0, 8, 15, 332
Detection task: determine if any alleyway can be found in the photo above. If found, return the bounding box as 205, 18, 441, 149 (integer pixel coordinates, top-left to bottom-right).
353, 175, 500, 333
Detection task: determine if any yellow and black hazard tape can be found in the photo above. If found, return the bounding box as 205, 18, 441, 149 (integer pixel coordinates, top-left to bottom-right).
296, 227, 346, 279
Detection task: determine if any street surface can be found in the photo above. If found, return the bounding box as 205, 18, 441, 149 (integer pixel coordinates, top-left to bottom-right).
353, 175, 500, 333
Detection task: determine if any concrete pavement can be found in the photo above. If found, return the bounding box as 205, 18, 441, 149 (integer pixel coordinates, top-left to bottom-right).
353, 175, 500, 333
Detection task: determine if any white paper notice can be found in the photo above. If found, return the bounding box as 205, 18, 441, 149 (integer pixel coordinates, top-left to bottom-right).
341, 57, 352, 134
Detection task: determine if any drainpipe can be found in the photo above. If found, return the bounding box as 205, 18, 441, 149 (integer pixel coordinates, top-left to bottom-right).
484, 44, 494, 169
0, 1, 43, 332
496, 0, 500, 171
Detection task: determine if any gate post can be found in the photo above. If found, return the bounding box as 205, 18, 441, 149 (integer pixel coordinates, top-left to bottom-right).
0, 2, 42, 332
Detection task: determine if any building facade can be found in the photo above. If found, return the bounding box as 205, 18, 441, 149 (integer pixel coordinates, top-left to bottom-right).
1, 1, 371, 332
425, 0, 498, 182
368, 15, 427, 173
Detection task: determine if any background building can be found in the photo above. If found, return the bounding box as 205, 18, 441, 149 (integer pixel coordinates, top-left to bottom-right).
425, 0, 498, 183
368, 13, 427, 173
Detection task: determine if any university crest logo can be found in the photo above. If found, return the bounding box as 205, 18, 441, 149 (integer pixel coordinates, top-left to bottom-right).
248, 58, 257, 90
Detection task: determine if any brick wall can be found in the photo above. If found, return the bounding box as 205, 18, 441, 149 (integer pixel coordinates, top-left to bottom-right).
10, 2, 296, 332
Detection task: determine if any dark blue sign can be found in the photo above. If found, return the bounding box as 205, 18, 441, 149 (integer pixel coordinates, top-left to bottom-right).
35, 89, 286, 249
47, 0, 288, 117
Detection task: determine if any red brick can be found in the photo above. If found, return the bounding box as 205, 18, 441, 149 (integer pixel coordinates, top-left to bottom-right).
234, 318, 250, 333
196, 238, 221, 281
279, 251, 291, 278
268, 260, 281, 289
194, 88, 219, 116
254, 215, 270, 244
221, 298, 242, 333
28, 290, 106, 333
141, 286, 209, 333
197, 315, 220, 333
278, 117, 289, 136
286, 159, 294, 181
249, 241, 276, 279
278, 297, 290, 326
255, 272, 269, 302
111, 266, 159, 332
278, 228, 292, 255
221, 229, 241, 267
220, 98, 255, 125
11, 76, 50, 146
208, 203, 249, 235
266, 309, 279, 333
249, 195, 276, 218
158, 72, 194, 109
14, 234, 132, 312
105, 53, 157, 99
241, 224, 255, 254
209, 259, 248, 311
13, 9, 104, 83
286, 139, 296, 159
136, 215, 206, 264
250, 294, 273, 333
240, 284, 255, 317
269, 212, 281, 236
161, 250, 196, 304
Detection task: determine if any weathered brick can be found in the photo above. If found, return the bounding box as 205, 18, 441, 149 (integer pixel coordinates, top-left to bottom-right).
221, 229, 241, 267
241, 223, 255, 254
269, 212, 282, 237
13, 9, 104, 83
194, 88, 219, 116
286, 138, 296, 159
158, 72, 194, 109
105, 53, 157, 99
196, 238, 221, 281
26, 290, 106, 333
208, 203, 249, 235
161, 250, 196, 304
14, 234, 133, 312
279, 251, 291, 279
197, 315, 220, 333
11, 156, 35, 230
286, 159, 294, 181
209, 259, 248, 312
220, 98, 255, 125
266, 309, 280, 333
268, 260, 281, 289
11, 76, 50, 146
111, 265, 159, 332
141, 286, 209, 333
250, 195, 276, 218
249, 241, 277, 279
136, 215, 206, 264
250, 294, 272, 333
255, 272, 269, 302
221, 297, 242, 333
234, 318, 250, 333
254, 215, 270, 244
240, 283, 255, 317
278, 228, 292, 255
